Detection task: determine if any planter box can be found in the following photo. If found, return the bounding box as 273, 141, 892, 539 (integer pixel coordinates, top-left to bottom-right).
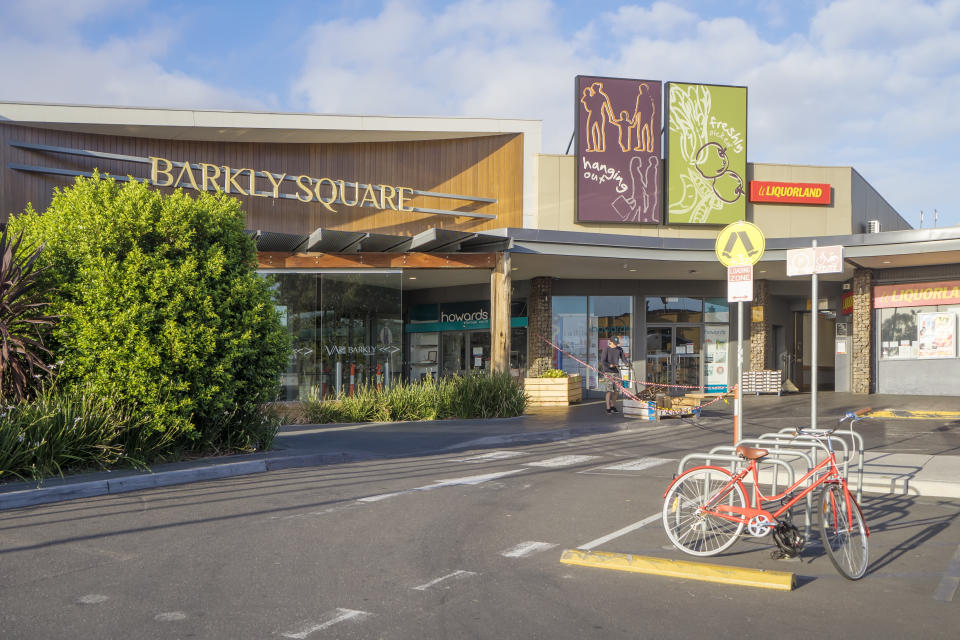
524, 375, 583, 407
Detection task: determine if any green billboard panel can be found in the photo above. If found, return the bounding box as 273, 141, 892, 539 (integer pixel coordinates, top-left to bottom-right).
666, 83, 747, 225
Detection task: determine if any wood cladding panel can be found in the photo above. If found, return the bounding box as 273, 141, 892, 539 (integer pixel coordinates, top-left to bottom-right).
0, 123, 523, 234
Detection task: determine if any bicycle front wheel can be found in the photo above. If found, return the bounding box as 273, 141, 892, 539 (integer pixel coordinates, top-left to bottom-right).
663, 467, 746, 556
818, 483, 869, 580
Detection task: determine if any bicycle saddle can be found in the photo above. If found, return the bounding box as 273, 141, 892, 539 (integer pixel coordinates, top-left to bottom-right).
736, 445, 769, 460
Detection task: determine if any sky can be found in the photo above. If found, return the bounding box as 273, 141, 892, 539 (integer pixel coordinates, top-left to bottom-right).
1, 0, 959, 228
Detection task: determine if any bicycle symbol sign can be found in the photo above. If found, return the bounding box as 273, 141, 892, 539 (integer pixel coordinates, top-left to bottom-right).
715, 221, 765, 267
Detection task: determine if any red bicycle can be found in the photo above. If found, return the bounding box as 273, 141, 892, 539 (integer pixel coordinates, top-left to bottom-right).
662, 410, 870, 579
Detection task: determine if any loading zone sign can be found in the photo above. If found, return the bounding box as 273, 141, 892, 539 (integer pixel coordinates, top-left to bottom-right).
728, 265, 754, 302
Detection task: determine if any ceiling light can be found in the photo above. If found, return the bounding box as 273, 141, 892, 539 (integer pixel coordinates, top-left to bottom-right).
408, 276, 417, 280
759, 270, 767, 274
882, 260, 891, 264
629, 269, 637, 272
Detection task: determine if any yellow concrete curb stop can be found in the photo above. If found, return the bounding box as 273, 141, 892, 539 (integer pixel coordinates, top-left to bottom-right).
560, 549, 795, 591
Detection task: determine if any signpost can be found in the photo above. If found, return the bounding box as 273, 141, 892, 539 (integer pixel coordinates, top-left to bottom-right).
785, 243, 844, 429
716, 221, 765, 444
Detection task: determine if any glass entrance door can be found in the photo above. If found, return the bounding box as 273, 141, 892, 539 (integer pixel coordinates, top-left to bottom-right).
468, 331, 490, 371
674, 326, 702, 390
646, 327, 673, 386
646, 326, 702, 394
441, 332, 465, 377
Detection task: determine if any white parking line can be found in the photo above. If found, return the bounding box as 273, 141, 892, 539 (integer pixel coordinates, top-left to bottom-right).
281, 608, 372, 639
524, 455, 600, 468
453, 451, 528, 463
500, 541, 558, 558
577, 512, 662, 550
358, 470, 523, 503
413, 570, 477, 591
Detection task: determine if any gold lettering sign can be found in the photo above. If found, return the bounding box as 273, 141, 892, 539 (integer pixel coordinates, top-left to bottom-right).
147, 156, 416, 215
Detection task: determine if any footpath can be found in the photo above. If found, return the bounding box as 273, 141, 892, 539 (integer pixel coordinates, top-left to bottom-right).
2, 391, 959, 510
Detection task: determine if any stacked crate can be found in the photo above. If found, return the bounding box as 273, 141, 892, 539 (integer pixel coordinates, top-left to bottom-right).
742, 370, 782, 395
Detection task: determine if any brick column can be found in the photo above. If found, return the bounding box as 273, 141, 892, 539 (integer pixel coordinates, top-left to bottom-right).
527, 277, 553, 377
852, 268, 873, 394
750, 279, 770, 371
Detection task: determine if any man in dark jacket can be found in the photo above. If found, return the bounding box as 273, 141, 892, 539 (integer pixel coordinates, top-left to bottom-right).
601, 335, 628, 414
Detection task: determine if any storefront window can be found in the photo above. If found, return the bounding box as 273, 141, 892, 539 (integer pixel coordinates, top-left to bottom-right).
705, 298, 730, 322
265, 270, 402, 400
552, 296, 588, 379
879, 305, 960, 360
590, 296, 633, 389
646, 296, 703, 323
320, 272, 402, 396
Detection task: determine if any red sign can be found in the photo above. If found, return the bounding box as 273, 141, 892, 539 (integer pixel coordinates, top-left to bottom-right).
749, 181, 831, 205
874, 280, 960, 309
841, 291, 854, 315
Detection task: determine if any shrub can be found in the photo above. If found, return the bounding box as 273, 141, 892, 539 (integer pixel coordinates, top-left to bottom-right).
446, 372, 527, 418
539, 369, 569, 378
0, 228, 57, 401
7, 174, 291, 449
301, 373, 526, 424
0, 387, 145, 481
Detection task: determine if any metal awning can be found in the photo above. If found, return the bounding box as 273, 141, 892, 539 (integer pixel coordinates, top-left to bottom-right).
250, 227, 510, 254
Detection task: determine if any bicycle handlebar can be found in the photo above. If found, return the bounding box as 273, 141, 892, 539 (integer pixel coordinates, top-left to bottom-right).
794, 408, 871, 437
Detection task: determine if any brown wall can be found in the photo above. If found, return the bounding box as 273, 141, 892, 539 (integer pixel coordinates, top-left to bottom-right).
0, 124, 523, 235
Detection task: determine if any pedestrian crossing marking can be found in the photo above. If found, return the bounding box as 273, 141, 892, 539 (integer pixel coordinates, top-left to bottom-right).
524, 455, 601, 468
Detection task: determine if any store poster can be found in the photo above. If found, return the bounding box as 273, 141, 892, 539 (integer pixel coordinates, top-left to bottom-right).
666, 82, 747, 225
917, 312, 956, 358
703, 325, 729, 392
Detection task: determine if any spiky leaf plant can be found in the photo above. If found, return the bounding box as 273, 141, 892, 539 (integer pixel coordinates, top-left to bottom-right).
0, 227, 56, 401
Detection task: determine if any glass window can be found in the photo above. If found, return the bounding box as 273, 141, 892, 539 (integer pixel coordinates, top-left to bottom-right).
646, 296, 703, 323
705, 298, 729, 322
878, 306, 923, 359
270, 273, 318, 401
264, 270, 402, 401
552, 296, 587, 379
590, 296, 633, 389
320, 272, 402, 396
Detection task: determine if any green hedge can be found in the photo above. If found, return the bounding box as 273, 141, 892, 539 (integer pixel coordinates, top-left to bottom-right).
303, 372, 528, 424
6, 175, 290, 450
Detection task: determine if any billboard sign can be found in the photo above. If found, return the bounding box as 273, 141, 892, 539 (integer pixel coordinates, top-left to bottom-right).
666, 82, 747, 225
576, 75, 662, 223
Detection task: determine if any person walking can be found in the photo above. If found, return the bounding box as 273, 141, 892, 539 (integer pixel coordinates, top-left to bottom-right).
601, 335, 628, 414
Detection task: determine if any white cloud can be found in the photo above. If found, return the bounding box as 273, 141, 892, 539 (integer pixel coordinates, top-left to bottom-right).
288, 0, 960, 222
0, 0, 260, 110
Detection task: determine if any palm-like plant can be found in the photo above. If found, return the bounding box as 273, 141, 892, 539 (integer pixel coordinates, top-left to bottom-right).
0, 227, 57, 401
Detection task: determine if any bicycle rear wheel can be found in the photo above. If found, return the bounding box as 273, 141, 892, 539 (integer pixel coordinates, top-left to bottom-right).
663, 467, 746, 556
818, 483, 869, 580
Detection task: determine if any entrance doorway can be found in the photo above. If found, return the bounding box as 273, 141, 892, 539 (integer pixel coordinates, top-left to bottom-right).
440, 330, 491, 375
646, 326, 702, 394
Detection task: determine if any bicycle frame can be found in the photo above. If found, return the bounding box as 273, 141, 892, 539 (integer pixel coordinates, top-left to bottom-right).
677, 453, 870, 537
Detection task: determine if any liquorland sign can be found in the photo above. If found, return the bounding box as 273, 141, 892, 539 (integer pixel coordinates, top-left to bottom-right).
749, 181, 831, 205
873, 280, 960, 309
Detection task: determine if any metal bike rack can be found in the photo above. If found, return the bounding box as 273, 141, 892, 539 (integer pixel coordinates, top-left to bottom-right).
677, 453, 797, 493
709, 445, 814, 537
755, 434, 849, 480
776, 427, 865, 502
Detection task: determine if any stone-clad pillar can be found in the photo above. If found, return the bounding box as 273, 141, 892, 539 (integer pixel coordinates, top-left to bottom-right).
527, 277, 553, 377
750, 279, 770, 371
852, 268, 872, 394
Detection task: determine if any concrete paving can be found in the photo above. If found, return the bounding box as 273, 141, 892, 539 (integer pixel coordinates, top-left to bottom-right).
2, 391, 959, 510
